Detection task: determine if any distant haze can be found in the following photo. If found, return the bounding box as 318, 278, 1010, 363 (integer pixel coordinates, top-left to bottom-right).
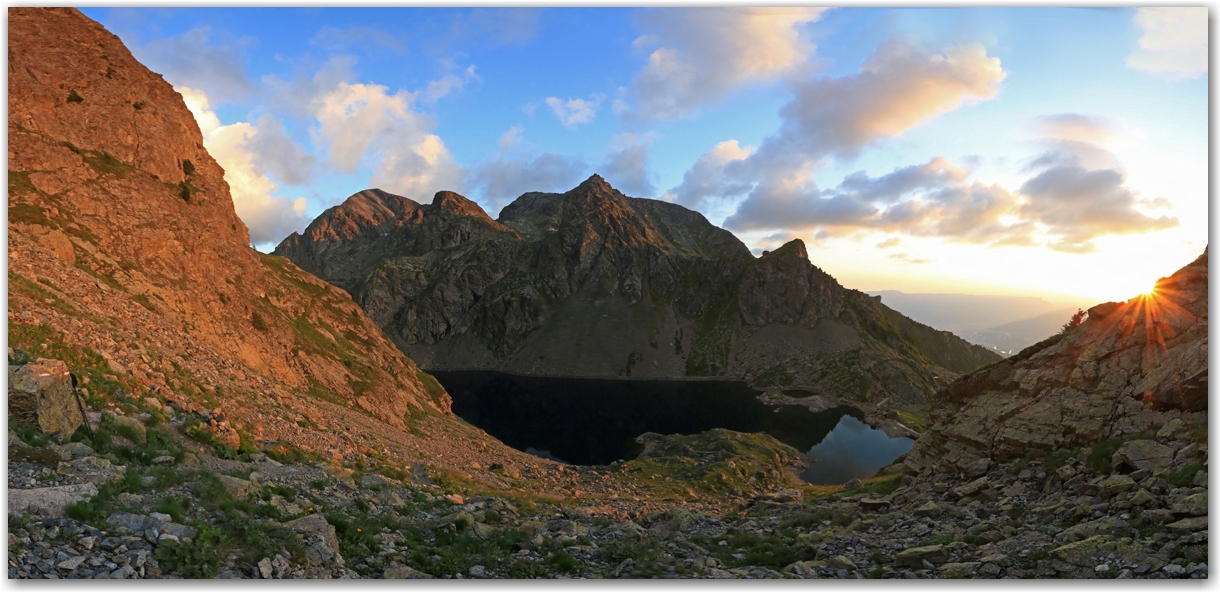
867, 291, 1083, 334
961, 308, 1081, 356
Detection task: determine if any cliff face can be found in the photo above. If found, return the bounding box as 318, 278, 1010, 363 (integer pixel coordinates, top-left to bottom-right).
905, 249, 1209, 473
276, 175, 1000, 410
8, 8, 450, 435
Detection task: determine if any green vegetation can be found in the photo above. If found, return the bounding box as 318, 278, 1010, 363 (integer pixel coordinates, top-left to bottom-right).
251, 311, 270, 332
8, 323, 130, 408
67, 90, 83, 103
177, 179, 196, 202
1088, 432, 1155, 474
1168, 461, 1204, 488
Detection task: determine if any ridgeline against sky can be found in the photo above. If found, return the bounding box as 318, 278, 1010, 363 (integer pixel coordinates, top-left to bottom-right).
83, 7, 1208, 304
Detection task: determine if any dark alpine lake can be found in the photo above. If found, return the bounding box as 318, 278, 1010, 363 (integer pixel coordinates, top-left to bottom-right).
431, 371, 913, 484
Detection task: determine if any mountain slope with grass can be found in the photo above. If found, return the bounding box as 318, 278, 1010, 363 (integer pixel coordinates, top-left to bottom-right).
276, 176, 1001, 412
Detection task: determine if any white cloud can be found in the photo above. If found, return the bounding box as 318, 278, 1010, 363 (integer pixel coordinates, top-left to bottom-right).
764, 41, 1006, 164
621, 8, 827, 122
1127, 7, 1208, 79
468, 127, 587, 211
178, 87, 309, 246
662, 140, 754, 209
601, 142, 656, 197
313, 81, 465, 200
138, 28, 258, 105
412, 65, 480, 105
544, 95, 603, 127
673, 40, 1006, 234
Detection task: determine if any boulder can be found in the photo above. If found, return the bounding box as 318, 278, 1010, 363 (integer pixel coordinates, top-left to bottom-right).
914, 501, 943, 518
1166, 516, 1208, 534
1156, 419, 1184, 440
8, 483, 97, 517
1098, 474, 1136, 499
55, 441, 94, 461
1112, 440, 1174, 473
1050, 535, 1145, 568
843, 478, 863, 491
1055, 517, 1137, 544
893, 544, 947, 568
1170, 493, 1206, 517
8, 358, 85, 437
216, 475, 255, 499
57, 456, 126, 485
110, 415, 147, 442
284, 514, 342, 560
939, 562, 981, 579
384, 565, 434, 579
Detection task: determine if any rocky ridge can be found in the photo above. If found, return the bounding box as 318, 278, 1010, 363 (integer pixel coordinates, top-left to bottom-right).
8, 7, 449, 428
906, 249, 1208, 474
276, 177, 1000, 413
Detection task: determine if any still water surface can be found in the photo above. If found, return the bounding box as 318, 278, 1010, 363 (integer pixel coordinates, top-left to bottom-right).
431, 371, 911, 484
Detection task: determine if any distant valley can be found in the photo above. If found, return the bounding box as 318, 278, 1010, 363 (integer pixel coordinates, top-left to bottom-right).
867, 291, 1089, 355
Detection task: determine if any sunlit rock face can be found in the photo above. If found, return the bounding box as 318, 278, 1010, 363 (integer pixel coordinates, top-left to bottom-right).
906, 249, 1208, 474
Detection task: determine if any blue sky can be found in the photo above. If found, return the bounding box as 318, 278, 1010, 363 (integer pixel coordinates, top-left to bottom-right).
80, 7, 1208, 305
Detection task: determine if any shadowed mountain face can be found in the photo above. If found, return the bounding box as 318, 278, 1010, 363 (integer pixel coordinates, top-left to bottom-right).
905, 249, 1209, 474
276, 176, 1000, 410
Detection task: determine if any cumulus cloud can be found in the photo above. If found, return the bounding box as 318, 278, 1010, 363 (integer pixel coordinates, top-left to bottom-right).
545, 95, 602, 127
309, 25, 408, 55
314, 81, 465, 200
718, 110, 1180, 254
414, 64, 480, 105
622, 8, 827, 122
663, 140, 754, 209
601, 141, 656, 197
179, 87, 309, 246
138, 28, 258, 104
1127, 7, 1208, 78
467, 126, 587, 211
712, 40, 1007, 233
244, 114, 317, 186
1018, 159, 1178, 254
762, 41, 1006, 164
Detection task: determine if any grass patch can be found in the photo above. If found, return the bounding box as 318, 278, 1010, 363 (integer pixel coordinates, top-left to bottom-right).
8, 322, 131, 407
1167, 461, 1204, 488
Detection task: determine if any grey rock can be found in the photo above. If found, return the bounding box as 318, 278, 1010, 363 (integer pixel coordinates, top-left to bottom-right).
8, 483, 98, 518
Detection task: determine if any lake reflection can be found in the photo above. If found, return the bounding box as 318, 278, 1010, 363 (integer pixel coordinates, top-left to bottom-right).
432, 371, 913, 483
801, 415, 914, 485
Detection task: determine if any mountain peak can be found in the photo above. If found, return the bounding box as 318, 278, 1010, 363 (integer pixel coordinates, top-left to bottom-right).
432, 190, 492, 221
568, 174, 626, 202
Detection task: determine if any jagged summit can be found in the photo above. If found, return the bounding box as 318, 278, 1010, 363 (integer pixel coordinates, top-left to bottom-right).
276, 177, 1000, 413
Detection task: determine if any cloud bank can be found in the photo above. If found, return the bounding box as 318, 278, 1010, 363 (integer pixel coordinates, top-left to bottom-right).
621, 8, 827, 123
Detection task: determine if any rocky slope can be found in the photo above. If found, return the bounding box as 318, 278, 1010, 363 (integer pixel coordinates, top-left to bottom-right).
276, 177, 999, 411
905, 249, 1208, 474
7, 7, 593, 490
7, 7, 461, 425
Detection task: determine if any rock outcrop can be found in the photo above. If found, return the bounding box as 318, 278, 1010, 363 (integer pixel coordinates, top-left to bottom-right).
276, 176, 999, 410
8, 7, 450, 431
906, 249, 1208, 473
9, 358, 85, 437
